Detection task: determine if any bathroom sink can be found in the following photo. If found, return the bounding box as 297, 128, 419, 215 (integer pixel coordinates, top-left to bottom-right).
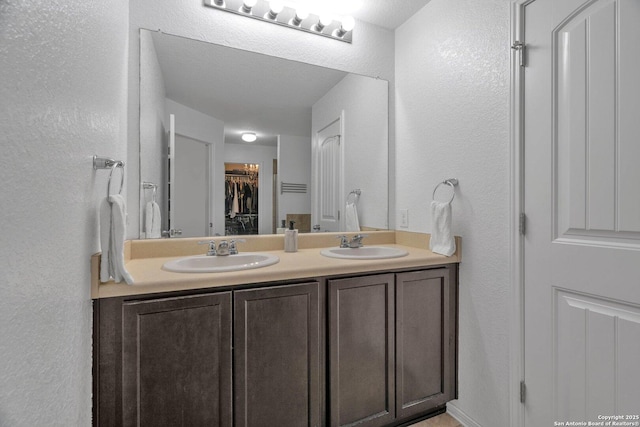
320, 246, 409, 260
162, 253, 279, 273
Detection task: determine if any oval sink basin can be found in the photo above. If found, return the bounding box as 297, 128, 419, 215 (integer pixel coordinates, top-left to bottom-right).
163, 253, 279, 273
320, 246, 409, 260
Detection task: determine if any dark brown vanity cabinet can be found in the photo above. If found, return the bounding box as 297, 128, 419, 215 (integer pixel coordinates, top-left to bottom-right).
327, 266, 457, 427
94, 265, 457, 427
234, 282, 323, 427
328, 274, 396, 427
119, 293, 233, 427
395, 268, 456, 420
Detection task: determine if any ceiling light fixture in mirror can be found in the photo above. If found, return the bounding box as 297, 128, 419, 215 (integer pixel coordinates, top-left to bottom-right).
204, 0, 355, 43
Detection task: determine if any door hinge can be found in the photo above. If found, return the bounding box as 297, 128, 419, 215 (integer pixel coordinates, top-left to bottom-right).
520, 381, 526, 403
338, 210, 340, 220
512, 41, 525, 67
519, 212, 527, 236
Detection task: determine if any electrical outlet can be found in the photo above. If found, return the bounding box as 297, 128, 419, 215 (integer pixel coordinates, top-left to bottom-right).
400, 209, 409, 228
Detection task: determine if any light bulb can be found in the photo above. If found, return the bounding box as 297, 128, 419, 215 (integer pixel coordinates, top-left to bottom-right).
296, 7, 309, 20
341, 16, 355, 32
319, 14, 333, 26
240, 0, 257, 13
265, 0, 284, 19
314, 14, 333, 32
289, 7, 309, 26
269, 0, 284, 13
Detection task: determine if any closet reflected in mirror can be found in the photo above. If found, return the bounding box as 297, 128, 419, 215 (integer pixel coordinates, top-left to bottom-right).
138, 29, 389, 238
225, 163, 260, 235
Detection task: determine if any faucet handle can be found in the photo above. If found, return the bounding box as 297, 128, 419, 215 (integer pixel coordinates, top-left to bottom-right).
349, 234, 369, 248
198, 240, 217, 256
336, 235, 349, 248
229, 239, 246, 255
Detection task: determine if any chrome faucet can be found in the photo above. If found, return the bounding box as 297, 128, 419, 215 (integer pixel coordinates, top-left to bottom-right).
348, 234, 368, 248
217, 240, 230, 256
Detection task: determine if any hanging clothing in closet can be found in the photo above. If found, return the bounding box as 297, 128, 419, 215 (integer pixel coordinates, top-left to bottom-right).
224, 174, 259, 235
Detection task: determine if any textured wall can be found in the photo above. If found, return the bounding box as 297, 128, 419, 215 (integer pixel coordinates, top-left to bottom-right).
127, 0, 396, 238
0, 0, 128, 425
395, 1, 511, 426
278, 134, 312, 222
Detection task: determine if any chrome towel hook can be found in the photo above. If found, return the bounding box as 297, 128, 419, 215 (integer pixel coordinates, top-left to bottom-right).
94, 155, 125, 198
432, 178, 458, 203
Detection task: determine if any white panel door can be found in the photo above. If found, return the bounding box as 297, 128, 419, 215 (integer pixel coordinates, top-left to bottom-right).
315, 118, 343, 232
174, 134, 209, 238
522, 0, 640, 425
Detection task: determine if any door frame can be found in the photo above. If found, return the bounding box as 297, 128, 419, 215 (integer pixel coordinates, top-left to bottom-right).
509, 1, 536, 426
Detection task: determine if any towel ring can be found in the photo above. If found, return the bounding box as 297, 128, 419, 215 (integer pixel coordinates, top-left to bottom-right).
107, 162, 124, 198
432, 179, 458, 204
143, 182, 158, 203
347, 189, 361, 204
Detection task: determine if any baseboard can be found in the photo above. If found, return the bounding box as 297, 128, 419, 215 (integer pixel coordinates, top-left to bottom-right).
446, 402, 483, 427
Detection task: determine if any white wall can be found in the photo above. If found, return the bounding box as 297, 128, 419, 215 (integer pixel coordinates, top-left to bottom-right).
0, 0, 128, 425
312, 74, 389, 230
139, 30, 166, 235
164, 98, 226, 236
395, 1, 511, 426
128, 0, 396, 238
278, 134, 312, 224
225, 144, 277, 235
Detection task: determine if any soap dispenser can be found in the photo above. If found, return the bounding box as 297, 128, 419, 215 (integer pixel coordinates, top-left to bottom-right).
284, 220, 298, 253
276, 219, 286, 234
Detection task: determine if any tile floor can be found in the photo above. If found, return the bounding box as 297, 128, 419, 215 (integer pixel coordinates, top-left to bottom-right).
408, 412, 462, 427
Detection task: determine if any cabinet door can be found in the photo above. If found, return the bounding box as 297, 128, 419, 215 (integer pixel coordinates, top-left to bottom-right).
234, 282, 322, 427
328, 274, 395, 427
121, 292, 232, 427
395, 268, 455, 419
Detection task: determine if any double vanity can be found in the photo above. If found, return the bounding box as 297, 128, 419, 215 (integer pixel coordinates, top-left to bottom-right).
92, 231, 460, 427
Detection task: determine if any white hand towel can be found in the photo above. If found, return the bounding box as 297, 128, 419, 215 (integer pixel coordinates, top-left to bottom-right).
100, 195, 134, 284
429, 200, 456, 257
345, 201, 360, 232
145, 201, 162, 239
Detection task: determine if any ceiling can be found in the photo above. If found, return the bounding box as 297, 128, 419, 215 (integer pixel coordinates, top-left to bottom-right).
152, 32, 348, 146
339, 0, 432, 30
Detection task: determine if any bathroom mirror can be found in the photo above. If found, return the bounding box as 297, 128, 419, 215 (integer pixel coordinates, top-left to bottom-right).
139, 29, 388, 238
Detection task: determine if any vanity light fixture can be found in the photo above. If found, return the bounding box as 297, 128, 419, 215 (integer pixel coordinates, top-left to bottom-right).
203, 0, 354, 43
241, 132, 257, 142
